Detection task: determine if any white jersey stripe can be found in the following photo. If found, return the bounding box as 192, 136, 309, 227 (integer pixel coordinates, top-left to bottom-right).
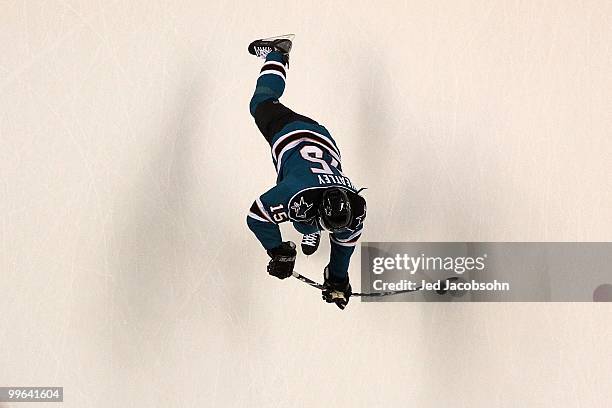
333, 229, 363, 242
248, 212, 270, 223
330, 235, 358, 247
262, 61, 287, 69
259, 70, 286, 81
271, 129, 341, 162
256, 198, 275, 223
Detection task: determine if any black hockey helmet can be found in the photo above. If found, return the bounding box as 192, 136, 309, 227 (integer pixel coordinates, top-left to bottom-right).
318, 188, 352, 232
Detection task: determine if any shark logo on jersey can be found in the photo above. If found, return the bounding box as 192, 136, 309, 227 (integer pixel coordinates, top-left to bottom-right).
291, 197, 314, 219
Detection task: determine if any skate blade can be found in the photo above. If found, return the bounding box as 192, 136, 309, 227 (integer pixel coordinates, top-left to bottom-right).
261, 34, 295, 42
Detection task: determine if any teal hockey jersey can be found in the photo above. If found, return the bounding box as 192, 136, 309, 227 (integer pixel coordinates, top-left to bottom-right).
247, 120, 366, 281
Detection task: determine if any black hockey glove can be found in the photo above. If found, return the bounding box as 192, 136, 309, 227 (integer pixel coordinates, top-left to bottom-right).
266, 241, 297, 279
322, 267, 352, 310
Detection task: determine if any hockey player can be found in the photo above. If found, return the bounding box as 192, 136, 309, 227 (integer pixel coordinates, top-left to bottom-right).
246, 35, 366, 310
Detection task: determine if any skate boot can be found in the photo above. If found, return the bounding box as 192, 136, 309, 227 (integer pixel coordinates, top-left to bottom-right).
301, 231, 321, 256
322, 267, 352, 310
248, 34, 295, 65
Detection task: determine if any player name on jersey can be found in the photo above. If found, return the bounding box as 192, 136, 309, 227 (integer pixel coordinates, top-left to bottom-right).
317, 174, 355, 189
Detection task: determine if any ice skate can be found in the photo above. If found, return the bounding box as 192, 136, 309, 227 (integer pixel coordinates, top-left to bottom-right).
301, 231, 321, 256
248, 34, 295, 64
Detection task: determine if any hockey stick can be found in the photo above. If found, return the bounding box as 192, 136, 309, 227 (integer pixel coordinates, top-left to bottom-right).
292, 271, 424, 297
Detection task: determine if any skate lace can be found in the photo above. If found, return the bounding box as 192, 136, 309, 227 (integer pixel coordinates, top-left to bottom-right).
302, 233, 319, 247
254, 46, 272, 58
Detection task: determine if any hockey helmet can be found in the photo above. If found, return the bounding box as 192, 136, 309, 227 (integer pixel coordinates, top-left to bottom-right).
318, 188, 352, 232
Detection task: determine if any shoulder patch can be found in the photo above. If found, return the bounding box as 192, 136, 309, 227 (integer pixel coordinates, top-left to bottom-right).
288, 188, 324, 221
348, 192, 367, 231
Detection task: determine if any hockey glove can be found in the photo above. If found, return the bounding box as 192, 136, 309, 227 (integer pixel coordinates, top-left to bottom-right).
322, 267, 352, 310
266, 241, 297, 279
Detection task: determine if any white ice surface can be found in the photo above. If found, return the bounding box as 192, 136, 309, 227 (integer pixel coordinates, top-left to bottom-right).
1, 1, 611, 407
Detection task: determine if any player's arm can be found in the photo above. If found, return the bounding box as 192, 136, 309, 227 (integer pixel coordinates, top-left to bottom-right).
246, 184, 296, 279
246, 182, 293, 249
246, 197, 282, 250
326, 193, 367, 281
328, 226, 363, 280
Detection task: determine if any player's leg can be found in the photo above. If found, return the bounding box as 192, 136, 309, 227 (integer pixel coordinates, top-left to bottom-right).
249, 51, 292, 143
249, 51, 318, 144
248, 36, 318, 145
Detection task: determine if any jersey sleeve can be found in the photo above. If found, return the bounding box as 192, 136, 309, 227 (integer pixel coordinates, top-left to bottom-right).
246, 183, 292, 251
327, 193, 367, 280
